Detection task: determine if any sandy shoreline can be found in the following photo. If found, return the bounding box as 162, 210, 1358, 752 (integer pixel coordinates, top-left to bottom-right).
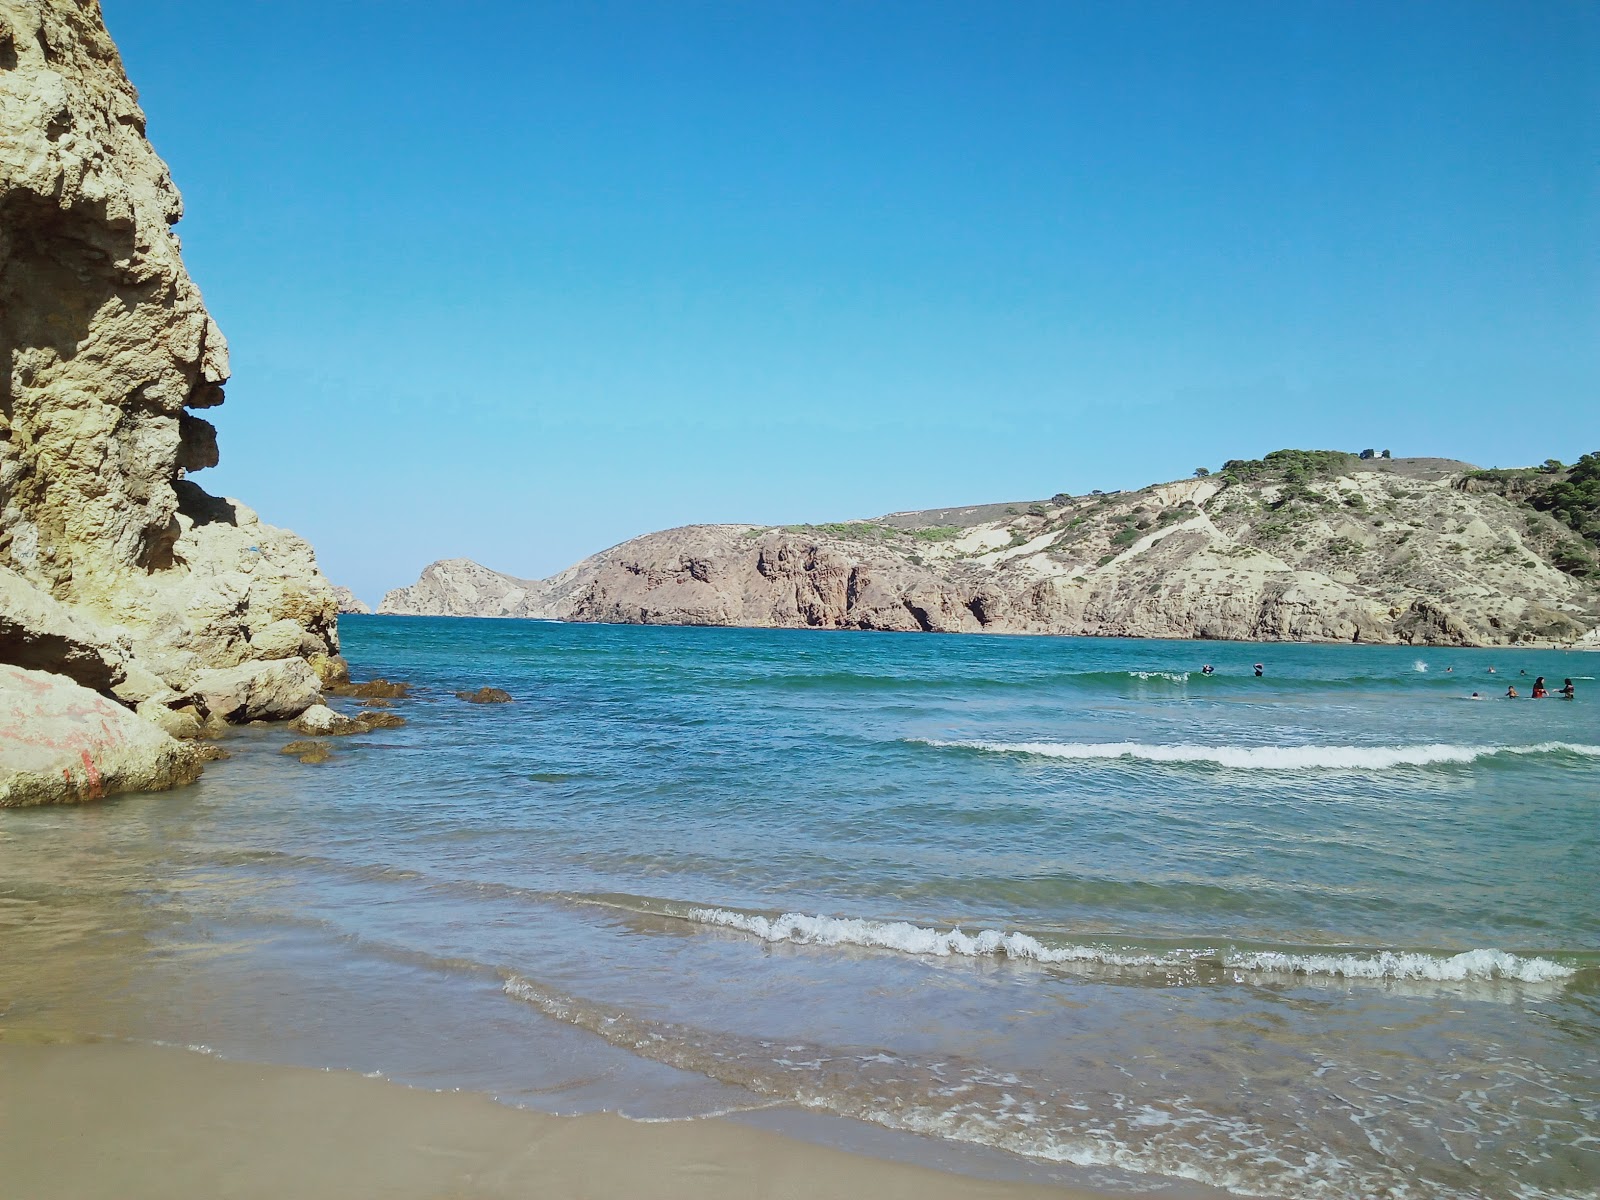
0, 1040, 1101, 1200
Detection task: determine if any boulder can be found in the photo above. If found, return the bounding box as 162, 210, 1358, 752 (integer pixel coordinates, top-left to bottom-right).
308, 653, 352, 686
0, 567, 127, 692
248, 618, 313, 660
289, 704, 365, 737
136, 700, 204, 741
186, 658, 321, 723
0, 665, 202, 807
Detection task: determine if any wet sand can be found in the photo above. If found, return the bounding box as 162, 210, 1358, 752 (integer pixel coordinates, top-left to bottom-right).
0, 1040, 1091, 1200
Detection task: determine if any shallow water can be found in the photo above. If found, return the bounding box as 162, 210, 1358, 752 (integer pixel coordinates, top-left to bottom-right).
3, 618, 1597, 1198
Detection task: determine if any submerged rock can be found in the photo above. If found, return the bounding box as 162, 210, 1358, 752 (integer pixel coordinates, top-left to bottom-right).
280, 740, 332, 765
328, 678, 411, 700
456, 687, 513, 704
0, 665, 201, 806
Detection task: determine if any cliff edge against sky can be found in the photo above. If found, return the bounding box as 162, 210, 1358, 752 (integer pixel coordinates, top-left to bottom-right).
381, 453, 1600, 648
0, 1, 340, 804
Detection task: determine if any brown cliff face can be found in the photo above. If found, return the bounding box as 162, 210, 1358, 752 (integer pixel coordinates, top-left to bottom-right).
384, 459, 1600, 649
1, 1, 340, 802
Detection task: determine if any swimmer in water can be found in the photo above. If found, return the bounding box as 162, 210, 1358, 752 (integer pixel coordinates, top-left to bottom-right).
1201, 664, 1214, 676
1505, 685, 1519, 699
1560, 678, 1576, 699
1488, 667, 1496, 674
1469, 691, 1483, 700
1532, 676, 1549, 699
1253, 663, 1264, 677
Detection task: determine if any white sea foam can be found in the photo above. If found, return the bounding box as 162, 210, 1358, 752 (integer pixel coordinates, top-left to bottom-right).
685, 908, 1168, 966
1413, 659, 1429, 673
913, 739, 1600, 770
682, 908, 1579, 983
1127, 670, 1189, 682
1228, 947, 1577, 983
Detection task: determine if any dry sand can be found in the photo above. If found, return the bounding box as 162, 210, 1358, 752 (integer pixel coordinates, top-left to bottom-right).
0, 1040, 1094, 1200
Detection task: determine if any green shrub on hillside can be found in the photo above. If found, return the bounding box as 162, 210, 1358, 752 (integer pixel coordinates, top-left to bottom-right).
796, 522, 896, 541
908, 525, 961, 542
1218, 449, 1357, 487
1531, 451, 1600, 547
1469, 450, 1600, 576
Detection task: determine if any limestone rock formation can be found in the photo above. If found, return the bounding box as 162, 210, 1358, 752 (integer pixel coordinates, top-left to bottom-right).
379, 558, 540, 616
0, 2, 341, 802
385, 456, 1600, 648
331, 586, 372, 615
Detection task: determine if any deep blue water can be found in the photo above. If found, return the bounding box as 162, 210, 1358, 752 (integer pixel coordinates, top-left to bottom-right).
3, 617, 1597, 1199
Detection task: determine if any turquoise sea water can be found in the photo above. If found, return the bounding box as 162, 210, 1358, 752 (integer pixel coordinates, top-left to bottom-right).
4, 617, 1598, 1198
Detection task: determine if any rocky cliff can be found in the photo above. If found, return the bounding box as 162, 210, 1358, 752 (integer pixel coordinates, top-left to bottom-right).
0, 1, 341, 804
382, 454, 1600, 648
331, 586, 371, 615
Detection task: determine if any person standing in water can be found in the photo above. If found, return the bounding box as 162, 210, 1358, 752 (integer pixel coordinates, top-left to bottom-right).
1532, 677, 1550, 698
1560, 678, 1576, 699
1253, 663, 1264, 677
1505, 685, 1519, 698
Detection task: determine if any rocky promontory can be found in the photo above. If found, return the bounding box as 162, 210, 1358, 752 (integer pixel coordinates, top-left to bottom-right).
382, 453, 1600, 648
0, 2, 342, 804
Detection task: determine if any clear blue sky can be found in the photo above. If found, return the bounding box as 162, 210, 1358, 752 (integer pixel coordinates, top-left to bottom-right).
105, 1, 1598, 602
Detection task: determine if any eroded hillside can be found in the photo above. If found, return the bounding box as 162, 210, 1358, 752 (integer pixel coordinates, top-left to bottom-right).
380, 453, 1600, 647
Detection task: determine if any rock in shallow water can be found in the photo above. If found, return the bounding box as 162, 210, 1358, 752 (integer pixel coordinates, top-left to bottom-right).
280, 740, 332, 764
327, 678, 411, 700
289, 704, 365, 737
186, 659, 322, 724
456, 687, 513, 704
0, 665, 200, 806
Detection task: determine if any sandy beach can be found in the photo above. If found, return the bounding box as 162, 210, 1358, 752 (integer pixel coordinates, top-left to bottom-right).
0, 1040, 1088, 1200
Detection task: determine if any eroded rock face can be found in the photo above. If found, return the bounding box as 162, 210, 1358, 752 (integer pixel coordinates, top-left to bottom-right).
331, 586, 371, 615
378, 558, 537, 616
0, 1, 341, 801
385, 460, 1600, 648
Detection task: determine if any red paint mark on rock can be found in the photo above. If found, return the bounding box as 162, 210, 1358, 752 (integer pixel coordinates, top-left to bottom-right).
80, 750, 104, 800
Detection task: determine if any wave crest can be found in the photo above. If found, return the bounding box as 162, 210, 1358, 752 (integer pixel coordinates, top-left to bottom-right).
912, 739, 1600, 770
684, 908, 1578, 984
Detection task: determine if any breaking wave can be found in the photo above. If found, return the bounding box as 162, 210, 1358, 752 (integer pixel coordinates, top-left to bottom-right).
683, 907, 1579, 984
912, 739, 1600, 771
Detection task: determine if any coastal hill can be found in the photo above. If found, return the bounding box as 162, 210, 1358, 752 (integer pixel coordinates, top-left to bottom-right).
1, 2, 341, 804
379, 451, 1600, 648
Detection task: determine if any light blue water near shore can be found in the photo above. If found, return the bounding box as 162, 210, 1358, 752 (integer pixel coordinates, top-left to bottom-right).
4, 617, 1598, 1198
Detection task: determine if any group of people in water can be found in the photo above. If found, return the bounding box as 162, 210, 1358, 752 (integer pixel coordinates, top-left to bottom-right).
1467, 671, 1578, 700
1191, 661, 1577, 699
